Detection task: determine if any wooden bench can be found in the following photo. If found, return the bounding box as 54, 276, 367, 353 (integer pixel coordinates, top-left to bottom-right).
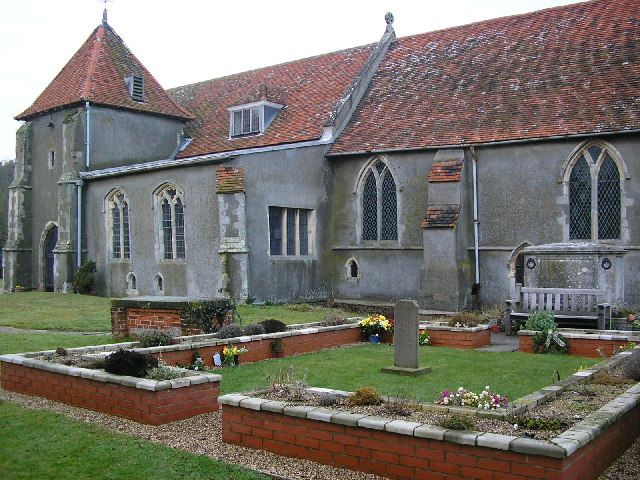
504, 284, 611, 335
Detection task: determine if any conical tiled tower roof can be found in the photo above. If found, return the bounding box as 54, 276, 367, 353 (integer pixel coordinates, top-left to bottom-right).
16, 18, 193, 121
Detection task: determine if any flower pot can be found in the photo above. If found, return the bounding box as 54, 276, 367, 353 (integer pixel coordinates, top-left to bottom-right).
369, 334, 380, 344
490, 324, 500, 333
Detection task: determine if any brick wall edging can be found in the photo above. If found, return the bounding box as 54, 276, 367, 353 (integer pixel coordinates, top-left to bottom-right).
519, 329, 640, 358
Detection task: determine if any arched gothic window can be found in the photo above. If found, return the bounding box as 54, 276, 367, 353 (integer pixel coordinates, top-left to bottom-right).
568, 143, 622, 240
107, 190, 131, 259
156, 185, 185, 259
361, 159, 397, 241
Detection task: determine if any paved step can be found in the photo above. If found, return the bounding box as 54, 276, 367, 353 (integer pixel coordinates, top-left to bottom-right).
475, 332, 519, 352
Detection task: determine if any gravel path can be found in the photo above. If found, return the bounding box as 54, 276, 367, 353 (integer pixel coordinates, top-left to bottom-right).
0, 387, 382, 480
0, 326, 108, 335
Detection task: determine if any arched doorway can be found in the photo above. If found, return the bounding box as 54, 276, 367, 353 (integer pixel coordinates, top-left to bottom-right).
507, 242, 532, 295
43, 225, 58, 291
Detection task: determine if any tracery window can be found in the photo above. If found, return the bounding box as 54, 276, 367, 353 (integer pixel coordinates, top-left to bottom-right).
361, 159, 397, 241
156, 185, 185, 259
568, 143, 622, 240
107, 190, 131, 259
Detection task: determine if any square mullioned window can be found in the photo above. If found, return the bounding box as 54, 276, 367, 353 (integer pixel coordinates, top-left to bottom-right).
232, 107, 261, 136
268, 207, 312, 256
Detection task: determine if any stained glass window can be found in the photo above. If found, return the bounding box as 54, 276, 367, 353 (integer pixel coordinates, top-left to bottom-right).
122, 203, 130, 259
362, 172, 378, 240
269, 206, 282, 255
175, 198, 185, 259
157, 186, 185, 260
161, 199, 173, 259
597, 156, 621, 239
568, 144, 623, 241
286, 208, 296, 255
299, 210, 308, 256
381, 172, 398, 240
112, 204, 121, 258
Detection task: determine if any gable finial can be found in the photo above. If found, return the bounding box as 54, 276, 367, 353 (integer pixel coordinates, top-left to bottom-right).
385, 12, 394, 27
101, 0, 110, 25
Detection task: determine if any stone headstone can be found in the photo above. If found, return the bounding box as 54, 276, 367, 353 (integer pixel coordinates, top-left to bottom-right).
382, 300, 431, 376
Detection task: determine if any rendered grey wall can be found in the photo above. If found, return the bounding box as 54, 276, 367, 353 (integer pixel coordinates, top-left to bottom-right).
470, 134, 640, 307
84, 143, 332, 301
330, 151, 430, 302
88, 106, 183, 169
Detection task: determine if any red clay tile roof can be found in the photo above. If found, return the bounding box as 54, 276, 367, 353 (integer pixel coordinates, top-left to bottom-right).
428, 160, 463, 183
422, 205, 461, 229
215, 166, 245, 194
168, 45, 374, 159
331, 0, 640, 155
16, 22, 193, 121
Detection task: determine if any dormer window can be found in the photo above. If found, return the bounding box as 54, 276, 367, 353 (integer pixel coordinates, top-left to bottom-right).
228, 101, 283, 138
125, 74, 144, 102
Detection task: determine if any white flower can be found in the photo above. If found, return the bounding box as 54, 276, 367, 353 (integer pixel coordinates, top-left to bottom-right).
485, 386, 490, 391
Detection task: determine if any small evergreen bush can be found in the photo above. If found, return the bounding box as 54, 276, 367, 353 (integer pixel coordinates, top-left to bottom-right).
103, 349, 158, 377
525, 311, 557, 332
259, 319, 287, 333
217, 324, 244, 339
243, 323, 266, 336
181, 300, 235, 334
73, 260, 96, 294
270, 338, 284, 355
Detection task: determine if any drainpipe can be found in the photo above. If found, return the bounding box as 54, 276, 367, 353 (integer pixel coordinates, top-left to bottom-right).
76, 180, 83, 268
470, 147, 481, 292
85, 102, 91, 168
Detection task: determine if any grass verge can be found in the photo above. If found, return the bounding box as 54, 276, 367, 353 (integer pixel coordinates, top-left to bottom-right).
219, 344, 598, 402
0, 401, 268, 480
0, 332, 117, 355
237, 303, 357, 325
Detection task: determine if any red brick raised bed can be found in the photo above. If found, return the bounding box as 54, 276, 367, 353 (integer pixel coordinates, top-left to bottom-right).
519, 329, 640, 358
422, 325, 491, 349
0, 352, 221, 425
219, 357, 640, 480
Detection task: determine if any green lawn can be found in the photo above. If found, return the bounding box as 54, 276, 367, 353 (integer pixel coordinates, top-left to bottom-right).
0, 332, 117, 355
0, 292, 112, 332
237, 303, 357, 325
219, 344, 598, 402
0, 401, 267, 480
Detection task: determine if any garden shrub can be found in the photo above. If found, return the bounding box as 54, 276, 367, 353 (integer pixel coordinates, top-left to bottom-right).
217, 324, 244, 339
181, 300, 235, 334
532, 330, 568, 354
270, 338, 284, 355
147, 366, 183, 381
512, 415, 570, 431
448, 312, 483, 327
133, 328, 176, 348
243, 323, 266, 336
103, 349, 158, 377
259, 319, 287, 333
318, 393, 342, 407
345, 387, 383, 406
319, 315, 351, 326
440, 415, 475, 431
73, 260, 96, 294
383, 396, 415, 416
525, 311, 557, 332
622, 349, 640, 381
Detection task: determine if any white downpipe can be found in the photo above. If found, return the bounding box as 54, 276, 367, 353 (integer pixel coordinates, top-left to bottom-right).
471, 147, 480, 286
76, 181, 83, 268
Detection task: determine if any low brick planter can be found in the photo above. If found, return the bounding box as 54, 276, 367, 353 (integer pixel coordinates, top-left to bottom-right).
420, 323, 491, 349
519, 329, 640, 357
218, 349, 640, 480
0, 347, 221, 425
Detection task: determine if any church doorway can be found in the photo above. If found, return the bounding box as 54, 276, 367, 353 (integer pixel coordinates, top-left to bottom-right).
507, 242, 531, 295
43, 225, 58, 291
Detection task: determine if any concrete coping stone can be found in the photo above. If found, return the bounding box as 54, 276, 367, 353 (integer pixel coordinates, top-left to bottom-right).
385, 419, 421, 435
418, 323, 490, 332
283, 405, 318, 418
510, 437, 566, 458
331, 412, 366, 426
307, 408, 336, 422
518, 329, 640, 341
357, 415, 391, 431
476, 433, 517, 450
1, 353, 218, 391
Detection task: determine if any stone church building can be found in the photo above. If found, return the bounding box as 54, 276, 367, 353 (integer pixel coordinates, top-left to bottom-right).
4, 0, 640, 311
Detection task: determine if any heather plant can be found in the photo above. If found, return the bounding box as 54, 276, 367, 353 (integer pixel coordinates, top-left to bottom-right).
134, 328, 177, 348
243, 323, 266, 336
440, 415, 475, 431
217, 324, 244, 339
147, 366, 183, 381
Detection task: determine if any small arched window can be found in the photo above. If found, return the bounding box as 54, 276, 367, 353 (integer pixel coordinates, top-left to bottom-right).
155, 273, 164, 294
126, 272, 137, 293
568, 143, 623, 240
347, 258, 359, 279
360, 159, 397, 241
156, 185, 185, 259
107, 190, 131, 259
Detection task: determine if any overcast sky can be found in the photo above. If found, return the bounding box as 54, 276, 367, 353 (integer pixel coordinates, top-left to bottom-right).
0, 0, 581, 161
